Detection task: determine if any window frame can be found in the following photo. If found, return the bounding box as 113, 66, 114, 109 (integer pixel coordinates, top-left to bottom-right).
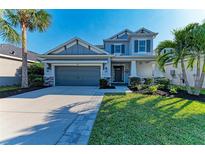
114, 44, 121, 53
138, 40, 146, 52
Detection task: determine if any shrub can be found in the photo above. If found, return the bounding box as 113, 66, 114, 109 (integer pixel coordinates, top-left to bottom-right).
157, 84, 165, 90
99, 79, 108, 88
28, 62, 44, 87
149, 85, 158, 94
154, 77, 170, 90
169, 87, 177, 94
130, 77, 141, 87
144, 78, 153, 85
132, 84, 147, 91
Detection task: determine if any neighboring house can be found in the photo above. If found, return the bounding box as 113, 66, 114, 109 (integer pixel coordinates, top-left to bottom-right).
40, 27, 163, 86
163, 57, 205, 88
0, 44, 38, 86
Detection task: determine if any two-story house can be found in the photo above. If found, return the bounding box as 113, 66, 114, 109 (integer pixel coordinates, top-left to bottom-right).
40, 27, 162, 86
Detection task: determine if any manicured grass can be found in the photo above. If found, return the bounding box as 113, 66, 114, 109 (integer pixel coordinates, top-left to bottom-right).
89, 93, 205, 144
201, 89, 205, 95
0, 86, 20, 92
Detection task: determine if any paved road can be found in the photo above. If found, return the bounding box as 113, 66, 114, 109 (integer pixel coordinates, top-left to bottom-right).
0, 86, 103, 145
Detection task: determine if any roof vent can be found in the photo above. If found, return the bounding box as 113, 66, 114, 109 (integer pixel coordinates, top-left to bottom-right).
9, 50, 15, 55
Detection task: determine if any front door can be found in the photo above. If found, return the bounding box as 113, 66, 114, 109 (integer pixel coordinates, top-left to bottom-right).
114, 66, 124, 82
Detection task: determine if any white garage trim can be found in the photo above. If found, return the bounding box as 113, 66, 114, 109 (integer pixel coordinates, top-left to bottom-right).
42, 60, 107, 64
52, 63, 103, 86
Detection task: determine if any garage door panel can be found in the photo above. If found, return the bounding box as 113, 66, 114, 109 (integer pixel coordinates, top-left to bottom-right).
55, 66, 100, 86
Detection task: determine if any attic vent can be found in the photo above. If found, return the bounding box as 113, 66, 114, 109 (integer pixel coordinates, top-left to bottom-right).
9, 50, 15, 55
141, 29, 144, 33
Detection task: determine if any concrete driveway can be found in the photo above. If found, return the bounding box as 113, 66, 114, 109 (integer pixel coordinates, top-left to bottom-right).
0, 86, 104, 145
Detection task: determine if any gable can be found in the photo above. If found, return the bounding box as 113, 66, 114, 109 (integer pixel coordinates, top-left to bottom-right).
52, 44, 104, 55
108, 29, 132, 40
47, 37, 109, 55
135, 28, 158, 37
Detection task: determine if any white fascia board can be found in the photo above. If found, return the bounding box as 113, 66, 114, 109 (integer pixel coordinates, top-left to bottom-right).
42, 60, 108, 64
112, 55, 156, 61
38, 54, 112, 58
0, 53, 36, 63
108, 29, 133, 40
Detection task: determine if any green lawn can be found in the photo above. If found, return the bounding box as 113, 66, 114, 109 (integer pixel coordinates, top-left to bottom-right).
0, 86, 20, 92
89, 93, 205, 144
201, 89, 205, 95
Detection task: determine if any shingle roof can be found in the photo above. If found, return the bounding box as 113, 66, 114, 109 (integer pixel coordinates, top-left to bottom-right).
0, 44, 38, 61
95, 45, 104, 49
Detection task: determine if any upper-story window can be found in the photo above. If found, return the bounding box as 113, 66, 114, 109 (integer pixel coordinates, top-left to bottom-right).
139, 40, 146, 52
134, 40, 151, 53
115, 45, 121, 53
111, 44, 125, 54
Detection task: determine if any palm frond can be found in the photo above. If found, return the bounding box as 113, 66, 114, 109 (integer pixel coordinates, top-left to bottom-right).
155, 40, 176, 55
187, 56, 195, 70
0, 17, 20, 43
5, 9, 20, 27
28, 9, 51, 32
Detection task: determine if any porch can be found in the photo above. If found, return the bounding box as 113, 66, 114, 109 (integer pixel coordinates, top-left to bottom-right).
110, 59, 159, 84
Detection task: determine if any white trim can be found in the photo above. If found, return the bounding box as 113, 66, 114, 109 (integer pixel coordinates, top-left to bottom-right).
138, 40, 146, 53
42, 60, 107, 64
38, 54, 112, 58
135, 27, 157, 35
107, 29, 133, 40
0, 53, 36, 63
52, 63, 103, 86
112, 64, 126, 83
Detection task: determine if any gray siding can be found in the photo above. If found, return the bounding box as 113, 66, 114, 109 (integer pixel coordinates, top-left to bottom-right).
52, 44, 105, 55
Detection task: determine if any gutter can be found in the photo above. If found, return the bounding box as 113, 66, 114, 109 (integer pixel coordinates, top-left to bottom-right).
0, 53, 36, 63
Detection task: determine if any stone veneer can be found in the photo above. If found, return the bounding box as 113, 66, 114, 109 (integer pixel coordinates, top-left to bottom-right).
44, 76, 54, 86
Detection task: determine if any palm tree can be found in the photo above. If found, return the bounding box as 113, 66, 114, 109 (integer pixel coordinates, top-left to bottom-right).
0, 9, 51, 88
156, 28, 191, 89
156, 23, 202, 94
186, 23, 205, 95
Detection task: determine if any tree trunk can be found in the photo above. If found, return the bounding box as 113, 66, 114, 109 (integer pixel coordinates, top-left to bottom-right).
21, 23, 28, 88
193, 55, 201, 95
181, 58, 189, 87
181, 58, 192, 94
198, 55, 205, 88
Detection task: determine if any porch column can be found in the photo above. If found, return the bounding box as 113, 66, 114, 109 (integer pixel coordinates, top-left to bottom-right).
152, 63, 155, 77
130, 60, 137, 77
107, 57, 111, 77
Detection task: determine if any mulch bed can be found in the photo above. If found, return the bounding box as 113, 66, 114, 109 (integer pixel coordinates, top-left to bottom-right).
99, 86, 116, 89
130, 88, 205, 102
0, 86, 46, 98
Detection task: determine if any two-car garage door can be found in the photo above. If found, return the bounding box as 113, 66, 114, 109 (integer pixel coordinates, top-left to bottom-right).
55, 66, 100, 86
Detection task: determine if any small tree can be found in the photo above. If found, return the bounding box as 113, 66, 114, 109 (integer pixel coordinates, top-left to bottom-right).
28, 62, 44, 87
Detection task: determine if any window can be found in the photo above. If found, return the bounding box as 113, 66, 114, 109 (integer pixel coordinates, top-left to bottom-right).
115, 45, 121, 53
111, 44, 125, 54
139, 40, 146, 52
